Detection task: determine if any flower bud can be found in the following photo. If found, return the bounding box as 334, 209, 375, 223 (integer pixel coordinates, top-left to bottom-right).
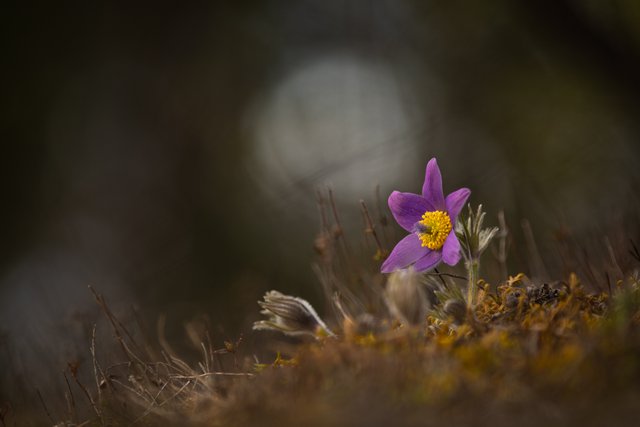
253, 290, 335, 338
384, 267, 430, 325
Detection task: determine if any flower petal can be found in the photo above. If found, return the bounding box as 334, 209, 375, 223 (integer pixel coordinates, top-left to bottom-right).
413, 250, 442, 272
422, 158, 445, 210
441, 231, 461, 266
381, 234, 429, 273
445, 187, 471, 221
388, 191, 434, 232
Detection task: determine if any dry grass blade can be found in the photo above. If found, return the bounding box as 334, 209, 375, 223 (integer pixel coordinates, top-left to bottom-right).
36, 389, 55, 425
360, 199, 386, 259
68, 362, 103, 424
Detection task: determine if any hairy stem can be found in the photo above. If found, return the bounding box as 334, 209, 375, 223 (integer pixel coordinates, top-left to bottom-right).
466, 258, 479, 308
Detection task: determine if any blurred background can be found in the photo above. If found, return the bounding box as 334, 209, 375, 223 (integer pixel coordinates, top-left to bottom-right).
2, 0, 640, 410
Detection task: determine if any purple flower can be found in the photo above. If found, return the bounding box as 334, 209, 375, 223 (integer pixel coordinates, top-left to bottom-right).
381, 158, 470, 273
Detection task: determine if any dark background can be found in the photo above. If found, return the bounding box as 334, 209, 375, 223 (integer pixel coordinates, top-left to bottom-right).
2, 0, 640, 407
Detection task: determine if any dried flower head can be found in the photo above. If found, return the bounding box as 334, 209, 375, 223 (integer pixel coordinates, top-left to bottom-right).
253, 290, 335, 338
381, 158, 471, 273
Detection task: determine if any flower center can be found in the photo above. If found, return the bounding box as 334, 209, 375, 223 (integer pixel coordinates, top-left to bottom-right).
415, 210, 452, 250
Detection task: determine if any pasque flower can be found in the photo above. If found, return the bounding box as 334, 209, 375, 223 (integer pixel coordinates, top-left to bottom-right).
381, 158, 470, 273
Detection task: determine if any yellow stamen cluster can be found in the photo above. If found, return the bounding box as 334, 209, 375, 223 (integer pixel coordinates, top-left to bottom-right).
417, 210, 452, 250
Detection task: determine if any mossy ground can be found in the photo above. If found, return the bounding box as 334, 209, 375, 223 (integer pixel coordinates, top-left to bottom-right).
29, 272, 639, 427
210, 274, 640, 427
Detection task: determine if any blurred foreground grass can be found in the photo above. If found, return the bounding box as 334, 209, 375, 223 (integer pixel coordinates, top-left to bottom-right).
29, 272, 640, 427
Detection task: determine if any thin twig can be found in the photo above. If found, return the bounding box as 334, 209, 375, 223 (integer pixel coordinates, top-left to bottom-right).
328, 188, 347, 248
157, 380, 192, 407
115, 333, 155, 383
427, 271, 467, 281
604, 236, 624, 279
89, 285, 132, 363
111, 378, 152, 403
168, 354, 193, 376
630, 239, 640, 263
90, 325, 103, 406
130, 380, 171, 424
201, 342, 210, 373
36, 389, 55, 424
206, 331, 215, 372
63, 372, 76, 423
329, 187, 356, 278
168, 372, 254, 379
69, 364, 103, 424
432, 268, 448, 288
90, 285, 147, 369
360, 200, 385, 257
521, 219, 548, 281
